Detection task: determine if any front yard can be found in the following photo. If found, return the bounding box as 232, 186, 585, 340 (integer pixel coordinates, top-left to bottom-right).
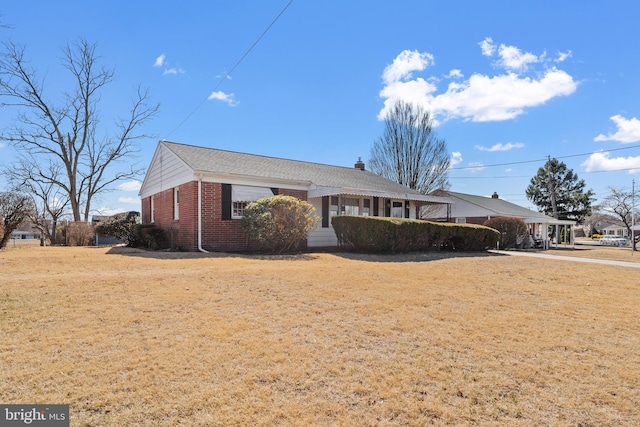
1, 245, 639, 426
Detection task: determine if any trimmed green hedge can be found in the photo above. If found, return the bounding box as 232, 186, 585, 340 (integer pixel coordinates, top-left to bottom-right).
331, 216, 499, 253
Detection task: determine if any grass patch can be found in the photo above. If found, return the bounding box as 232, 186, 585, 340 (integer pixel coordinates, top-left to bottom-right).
1, 245, 639, 426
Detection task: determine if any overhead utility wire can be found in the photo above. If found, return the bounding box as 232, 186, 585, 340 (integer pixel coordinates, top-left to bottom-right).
164, 0, 295, 139
450, 143, 640, 171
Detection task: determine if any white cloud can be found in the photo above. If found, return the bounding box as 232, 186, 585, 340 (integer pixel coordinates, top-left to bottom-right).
163, 67, 185, 75
116, 180, 142, 192
382, 49, 434, 85
118, 197, 141, 205
450, 151, 463, 167
433, 69, 576, 122
447, 69, 463, 79
582, 151, 640, 173
505, 168, 513, 172
555, 51, 572, 63
475, 142, 525, 152
378, 39, 578, 123
479, 37, 495, 57
208, 91, 239, 107
154, 54, 166, 67
496, 44, 539, 72
594, 115, 640, 143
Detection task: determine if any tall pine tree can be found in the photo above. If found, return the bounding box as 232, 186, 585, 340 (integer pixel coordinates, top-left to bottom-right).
526, 157, 594, 222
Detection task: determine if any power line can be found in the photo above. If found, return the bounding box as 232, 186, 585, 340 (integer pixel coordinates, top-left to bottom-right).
450, 143, 640, 171
164, 0, 295, 139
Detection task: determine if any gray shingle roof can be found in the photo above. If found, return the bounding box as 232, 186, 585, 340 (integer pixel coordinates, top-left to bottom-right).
162, 141, 430, 196
446, 191, 572, 223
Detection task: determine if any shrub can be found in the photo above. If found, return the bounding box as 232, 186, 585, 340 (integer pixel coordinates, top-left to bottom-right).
94, 211, 140, 246
65, 222, 94, 246
130, 224, 169, 250
483, 217, 529, 249
332, 216, 499, 253
241, 195, 320, 253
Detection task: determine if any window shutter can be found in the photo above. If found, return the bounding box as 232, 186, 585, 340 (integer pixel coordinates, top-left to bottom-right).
373, 197, 379, 217
321, 196, 329, 228
221, 184, 232, 220
384, 199, 390, 217
271, 188, 279, 195
405, 201, 410, 218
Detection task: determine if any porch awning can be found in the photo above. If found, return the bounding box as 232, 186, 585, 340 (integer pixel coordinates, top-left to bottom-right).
308, 186, 452, 204
231, 185, 274, 202
521, 217, 576, 226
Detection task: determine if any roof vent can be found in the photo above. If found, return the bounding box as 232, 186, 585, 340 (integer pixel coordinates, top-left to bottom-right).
354, 157, 365, 171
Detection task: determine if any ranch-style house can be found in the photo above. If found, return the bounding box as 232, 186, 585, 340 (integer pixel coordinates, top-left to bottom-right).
139, 140, 452, 252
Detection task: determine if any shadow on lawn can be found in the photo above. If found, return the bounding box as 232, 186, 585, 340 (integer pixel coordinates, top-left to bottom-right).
331, 250, 505, 263
105, 246, 320, 261
106, 246, 505, 263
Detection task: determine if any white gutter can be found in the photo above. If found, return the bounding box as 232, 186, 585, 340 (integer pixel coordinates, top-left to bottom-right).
197, 176, 209, 253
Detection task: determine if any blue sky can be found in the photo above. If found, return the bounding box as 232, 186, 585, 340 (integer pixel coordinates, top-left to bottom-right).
2, 1, 640, 216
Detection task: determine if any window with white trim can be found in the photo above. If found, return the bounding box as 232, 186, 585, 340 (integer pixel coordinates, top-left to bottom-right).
391, 200, 403, 218
455, 217, 466, 224
173, 188, 179, 220
232, 201, 247, 218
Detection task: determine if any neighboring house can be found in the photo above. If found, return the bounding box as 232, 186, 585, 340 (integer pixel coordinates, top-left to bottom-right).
10, 220, 42, 240
601, 223, 628, 238
92, 213, 139, 246
426, 191, 576, 248
138, 141, 452, 252
10, 230, 41, 240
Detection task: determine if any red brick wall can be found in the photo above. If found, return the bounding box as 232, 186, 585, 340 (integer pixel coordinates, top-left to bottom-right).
142, 181, 309, 252
201, 182, 257, 252
141, 183, 198, 251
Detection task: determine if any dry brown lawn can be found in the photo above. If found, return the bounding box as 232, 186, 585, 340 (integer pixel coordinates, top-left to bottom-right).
1, 244, 639, 426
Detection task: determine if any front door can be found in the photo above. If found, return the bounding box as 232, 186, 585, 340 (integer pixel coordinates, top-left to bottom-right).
391, 200, 404, 218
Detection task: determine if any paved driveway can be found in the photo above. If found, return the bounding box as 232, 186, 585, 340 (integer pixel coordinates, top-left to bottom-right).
489, 250, 640, 270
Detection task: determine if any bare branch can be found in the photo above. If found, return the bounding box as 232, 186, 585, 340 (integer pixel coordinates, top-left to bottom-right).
0, 38, 159, 222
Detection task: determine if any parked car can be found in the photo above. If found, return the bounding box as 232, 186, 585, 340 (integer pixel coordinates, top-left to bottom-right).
600, 236, 629, 246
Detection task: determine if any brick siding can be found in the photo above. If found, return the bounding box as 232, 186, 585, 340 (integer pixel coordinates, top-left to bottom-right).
141, 181, 309, 252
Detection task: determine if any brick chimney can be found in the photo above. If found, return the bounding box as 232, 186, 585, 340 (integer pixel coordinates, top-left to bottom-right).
354, 157, 365, 171
491, 192, 499, 199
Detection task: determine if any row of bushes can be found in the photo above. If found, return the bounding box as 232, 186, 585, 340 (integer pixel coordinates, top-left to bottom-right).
332, 216, 499, 253
94, 212, 169, 250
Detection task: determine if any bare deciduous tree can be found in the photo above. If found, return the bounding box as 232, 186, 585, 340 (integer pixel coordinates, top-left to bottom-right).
600, 186, 638, 249
0, 38, 159, 222
369, 100, 451, 195
0, 190, 34, 249
4, 159, 70, 245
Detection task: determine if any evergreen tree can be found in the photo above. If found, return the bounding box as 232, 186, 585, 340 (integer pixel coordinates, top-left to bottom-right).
525, 158, 594, 222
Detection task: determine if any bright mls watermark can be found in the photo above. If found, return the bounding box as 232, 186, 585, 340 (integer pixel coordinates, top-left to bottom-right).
0, 405, 69, 426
